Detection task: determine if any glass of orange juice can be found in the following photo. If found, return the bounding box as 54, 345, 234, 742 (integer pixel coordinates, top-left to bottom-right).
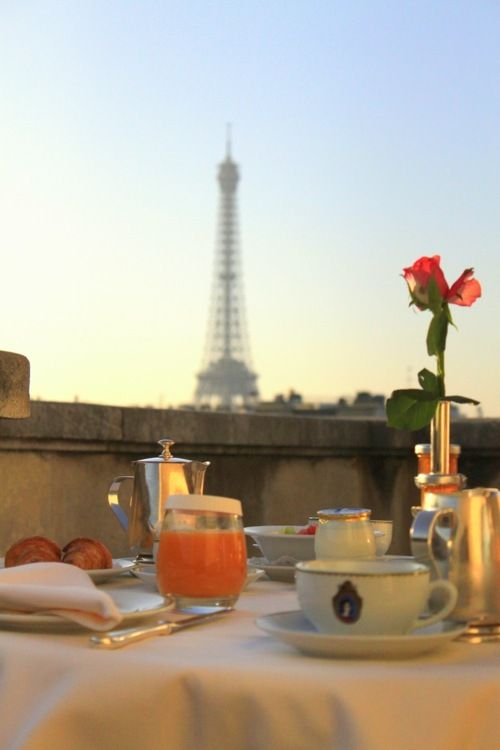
157, 495, 247, 609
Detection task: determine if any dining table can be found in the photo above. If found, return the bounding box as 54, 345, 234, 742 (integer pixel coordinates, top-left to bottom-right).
0, 568, 499, 750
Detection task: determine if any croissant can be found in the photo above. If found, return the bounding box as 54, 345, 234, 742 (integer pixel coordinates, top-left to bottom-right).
4, 536, 62, 567
62, 538, 113, 570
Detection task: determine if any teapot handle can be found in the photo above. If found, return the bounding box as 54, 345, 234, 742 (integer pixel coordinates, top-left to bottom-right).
410, 508, 456, 580
108, 476, 133, 531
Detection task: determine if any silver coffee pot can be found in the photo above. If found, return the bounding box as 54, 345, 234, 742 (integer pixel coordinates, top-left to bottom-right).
108, 438, 210, 561
410, 487, 500, 631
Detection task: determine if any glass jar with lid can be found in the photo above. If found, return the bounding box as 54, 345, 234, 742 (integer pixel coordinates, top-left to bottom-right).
414, 443, 461, 476
314, 508, 376, 560
156, 494, 247, 609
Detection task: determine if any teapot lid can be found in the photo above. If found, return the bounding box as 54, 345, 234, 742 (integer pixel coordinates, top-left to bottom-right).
134, 438, 195, 465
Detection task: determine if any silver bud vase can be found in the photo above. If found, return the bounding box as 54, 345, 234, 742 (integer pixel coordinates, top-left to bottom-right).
429, 400, 451, 474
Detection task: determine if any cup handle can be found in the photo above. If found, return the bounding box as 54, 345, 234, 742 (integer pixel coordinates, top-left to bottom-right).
108, 476, 133, 531
411, 579, 458, 630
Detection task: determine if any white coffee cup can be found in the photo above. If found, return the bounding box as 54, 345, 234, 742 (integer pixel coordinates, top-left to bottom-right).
370, 520, 393, 556
296, 558, 457, 636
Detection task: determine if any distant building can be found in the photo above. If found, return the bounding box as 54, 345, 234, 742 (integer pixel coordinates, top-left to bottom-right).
335, 392, 386, 418
255, 390, 387, 418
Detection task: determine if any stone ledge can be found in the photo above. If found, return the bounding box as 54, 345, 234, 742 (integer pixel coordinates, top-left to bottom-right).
0, 401, 123, 441
0, 401, 498, 557
0, 401, 498, 455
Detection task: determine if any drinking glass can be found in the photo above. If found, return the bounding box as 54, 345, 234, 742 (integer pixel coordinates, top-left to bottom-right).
157, 495, 246, 609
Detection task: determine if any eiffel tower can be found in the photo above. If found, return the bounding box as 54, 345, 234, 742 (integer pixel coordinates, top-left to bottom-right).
194, 134, 259, 410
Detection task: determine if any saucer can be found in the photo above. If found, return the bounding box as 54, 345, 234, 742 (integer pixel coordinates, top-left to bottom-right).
0, 587, 172, 632
245, 567, 267, 588
88, 558, 137, 583
134, 564, 267, 591
247, 557, 296, 583
255, 610, 468, 659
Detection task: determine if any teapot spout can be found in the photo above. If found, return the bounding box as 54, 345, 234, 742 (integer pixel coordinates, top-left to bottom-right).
185, 460, 210, 494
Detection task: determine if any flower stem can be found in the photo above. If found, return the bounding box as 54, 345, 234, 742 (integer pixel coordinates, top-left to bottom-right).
437, 350, 445, 397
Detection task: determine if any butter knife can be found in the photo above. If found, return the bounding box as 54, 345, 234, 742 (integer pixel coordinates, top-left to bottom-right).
89, 607, 233, 649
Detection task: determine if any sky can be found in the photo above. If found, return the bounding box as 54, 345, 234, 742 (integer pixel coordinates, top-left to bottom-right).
1, 1, 499, 416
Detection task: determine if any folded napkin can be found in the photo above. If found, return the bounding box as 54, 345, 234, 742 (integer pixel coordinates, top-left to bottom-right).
0, 562, 123, 630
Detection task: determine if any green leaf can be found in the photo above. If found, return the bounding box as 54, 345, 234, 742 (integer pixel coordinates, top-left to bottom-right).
426, 311, 449, 356
389, 388, 437, 402
445, 395, 481, 405
417, 368, 439, 396
386, 390, 438, 431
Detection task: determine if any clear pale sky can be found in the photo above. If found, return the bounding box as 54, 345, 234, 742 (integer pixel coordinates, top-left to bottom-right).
1, 1, 499, 416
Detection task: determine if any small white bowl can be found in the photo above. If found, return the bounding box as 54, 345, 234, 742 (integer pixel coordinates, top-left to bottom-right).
244, 526, 316, 564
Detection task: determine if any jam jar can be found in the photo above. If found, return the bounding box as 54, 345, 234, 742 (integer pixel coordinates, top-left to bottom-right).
314, 508, 376, 560
414, 443, 461, 475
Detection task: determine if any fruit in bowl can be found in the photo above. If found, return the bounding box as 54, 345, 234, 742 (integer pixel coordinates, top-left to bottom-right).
244, 525, 316, 564
297, 524, 317, 536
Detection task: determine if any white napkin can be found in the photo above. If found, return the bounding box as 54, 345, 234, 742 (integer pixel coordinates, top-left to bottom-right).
0, 562, 123, 630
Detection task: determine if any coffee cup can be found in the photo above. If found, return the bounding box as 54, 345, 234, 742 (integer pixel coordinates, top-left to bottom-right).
370, 520, 393, 556
296, 558, 457, 635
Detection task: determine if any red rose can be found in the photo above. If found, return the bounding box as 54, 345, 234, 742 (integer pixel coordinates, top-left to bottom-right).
446, 268, 482, 307
403, 255, 448, 310
403, 256, 482, 310
388, 254, 481, 431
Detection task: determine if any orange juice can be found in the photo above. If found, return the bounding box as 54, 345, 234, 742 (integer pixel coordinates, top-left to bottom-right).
157, 529, 247, 598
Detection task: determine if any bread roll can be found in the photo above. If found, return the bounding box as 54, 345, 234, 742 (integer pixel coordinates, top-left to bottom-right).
62, 538, 113, 570
4, 536, 62, 567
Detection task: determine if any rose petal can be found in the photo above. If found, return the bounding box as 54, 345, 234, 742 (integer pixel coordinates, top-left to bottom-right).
447, 269, 482, 307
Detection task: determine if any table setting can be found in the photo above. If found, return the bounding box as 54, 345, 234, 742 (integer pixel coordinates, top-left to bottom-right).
0, 567, 498, 750
0, 256, 498, 749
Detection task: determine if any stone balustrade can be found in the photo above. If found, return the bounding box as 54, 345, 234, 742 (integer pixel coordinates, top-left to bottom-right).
0, 401, 499, 557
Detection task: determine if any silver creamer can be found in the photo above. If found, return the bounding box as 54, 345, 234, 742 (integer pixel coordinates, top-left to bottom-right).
411, 487, 500, 627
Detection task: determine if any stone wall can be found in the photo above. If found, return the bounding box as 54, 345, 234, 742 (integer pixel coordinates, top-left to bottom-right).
0, 401, 499, 558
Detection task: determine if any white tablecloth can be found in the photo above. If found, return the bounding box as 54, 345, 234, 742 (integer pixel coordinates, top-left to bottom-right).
0, 576, 499, 750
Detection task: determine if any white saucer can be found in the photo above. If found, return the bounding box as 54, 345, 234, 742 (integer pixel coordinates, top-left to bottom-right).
0, 587, 173, 632
245, 567, 267, 588
88, 558, 137, 583
134, 564, 267, 591
247, 557, 296, 583
255, 610, 469, 659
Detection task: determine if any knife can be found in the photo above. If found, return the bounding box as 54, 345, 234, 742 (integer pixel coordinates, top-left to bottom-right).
89, 606, 233, 649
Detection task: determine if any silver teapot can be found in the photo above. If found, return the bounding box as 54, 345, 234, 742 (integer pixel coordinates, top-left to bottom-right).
410, 487, 500, 627
108, 438, 210, 561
